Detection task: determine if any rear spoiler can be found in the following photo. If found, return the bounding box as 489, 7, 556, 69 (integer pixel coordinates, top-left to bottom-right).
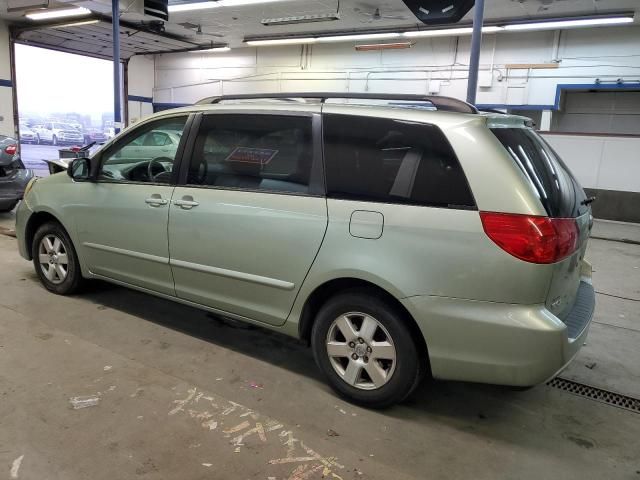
483, 113, 536, 129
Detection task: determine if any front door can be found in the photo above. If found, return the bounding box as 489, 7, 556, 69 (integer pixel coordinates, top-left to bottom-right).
74, 115, 190, 295
168, 112, 327, 326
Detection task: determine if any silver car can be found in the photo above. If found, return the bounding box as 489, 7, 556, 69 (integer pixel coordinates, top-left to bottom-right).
0, 135, 34, 212
15, 93, 595, 407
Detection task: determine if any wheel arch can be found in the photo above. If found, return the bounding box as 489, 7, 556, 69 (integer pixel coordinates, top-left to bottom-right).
23, 210, 69, 260
298, 277, 430, 372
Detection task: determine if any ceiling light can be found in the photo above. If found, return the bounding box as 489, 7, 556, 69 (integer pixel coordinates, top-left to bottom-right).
318, 32, 401, 42
246, 37, 317, 46
189, 46, 231, 52
504, 16, 633, 31
169, 0, 289, 11
404, 26, 503, 37
355, 42, 414, 51
26, 6, 91, 20
51, 19, 100, 28
261, 13, 340, 26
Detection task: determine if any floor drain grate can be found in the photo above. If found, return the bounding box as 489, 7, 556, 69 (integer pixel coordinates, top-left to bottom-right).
548, 377, 640, 413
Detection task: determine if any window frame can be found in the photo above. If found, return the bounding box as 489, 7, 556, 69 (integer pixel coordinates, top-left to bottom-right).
321, 112, 477, 210
92, 112, 194, 186
176, 111, 325, 197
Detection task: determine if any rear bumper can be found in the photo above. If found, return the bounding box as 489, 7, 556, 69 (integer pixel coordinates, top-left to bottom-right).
401, 280, 595, 387
0, 169, 34, 209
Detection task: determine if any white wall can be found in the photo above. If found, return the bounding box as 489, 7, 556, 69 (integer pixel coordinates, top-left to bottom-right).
543, 134, 640, 193
153, 25, 640, 108
127, 54, 155, 126
0, 19, 15, 138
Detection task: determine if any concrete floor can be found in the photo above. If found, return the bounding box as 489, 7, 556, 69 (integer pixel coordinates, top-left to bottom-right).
0, 210, 639, 480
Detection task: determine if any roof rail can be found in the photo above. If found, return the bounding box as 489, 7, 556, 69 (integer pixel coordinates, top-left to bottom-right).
198, 93, 479, 114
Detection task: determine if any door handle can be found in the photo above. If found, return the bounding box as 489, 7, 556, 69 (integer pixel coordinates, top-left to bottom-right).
173, 196, 199, 210
145, 194, 168, 207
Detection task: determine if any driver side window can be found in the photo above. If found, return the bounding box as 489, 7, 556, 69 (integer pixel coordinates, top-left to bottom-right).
98, 116, 187, 184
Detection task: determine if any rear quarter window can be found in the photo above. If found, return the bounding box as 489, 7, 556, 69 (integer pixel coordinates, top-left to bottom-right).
323, 114, 475, 209
490, 127, 588, 218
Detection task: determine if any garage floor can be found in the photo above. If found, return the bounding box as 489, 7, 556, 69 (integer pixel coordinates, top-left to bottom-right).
1, 212, 639, 480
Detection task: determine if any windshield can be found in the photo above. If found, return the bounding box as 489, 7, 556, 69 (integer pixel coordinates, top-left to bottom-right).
55, 123, 78, 130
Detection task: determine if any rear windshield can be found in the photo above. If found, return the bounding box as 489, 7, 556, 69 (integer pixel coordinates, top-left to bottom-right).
490, 127, 588, 218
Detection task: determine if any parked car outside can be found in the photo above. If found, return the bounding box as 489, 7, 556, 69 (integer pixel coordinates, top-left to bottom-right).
32, 122, 84, 145
19, 123, 37, 144
14, 94, 595, 407
0, 135, 34, 212
83, 128, 108, 145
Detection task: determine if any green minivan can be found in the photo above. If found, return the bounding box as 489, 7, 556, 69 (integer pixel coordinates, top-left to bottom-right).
16, 93, 595, 407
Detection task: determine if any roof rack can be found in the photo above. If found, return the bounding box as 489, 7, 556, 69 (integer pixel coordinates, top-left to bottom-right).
198, 93, 478, 114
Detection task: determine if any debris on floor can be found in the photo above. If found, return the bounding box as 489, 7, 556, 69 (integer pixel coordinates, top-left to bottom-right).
10, 454, 24, 479
586, 362, 597, 370
327, 429, 340, 437
248, 381, 263, 389
103, 365, 112, 371
69, 395, 100, 409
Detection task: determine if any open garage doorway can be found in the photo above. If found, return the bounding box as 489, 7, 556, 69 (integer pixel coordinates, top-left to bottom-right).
14, 44, 114, 176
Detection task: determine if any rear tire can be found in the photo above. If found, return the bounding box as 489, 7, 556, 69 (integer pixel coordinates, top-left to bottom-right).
311, 290, 423, 408
32, 221, 84, 295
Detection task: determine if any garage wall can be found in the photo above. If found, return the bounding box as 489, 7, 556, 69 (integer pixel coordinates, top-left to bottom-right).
542, 133, 640, 223
127, 54, 155, 126
0, 19, 15, 138
153, 25, 640, 109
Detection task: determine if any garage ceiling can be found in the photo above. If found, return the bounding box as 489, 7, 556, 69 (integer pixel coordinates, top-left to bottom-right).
0, 0, 638, 57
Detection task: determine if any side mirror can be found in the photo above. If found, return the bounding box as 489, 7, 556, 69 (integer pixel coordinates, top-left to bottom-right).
67, 157, 92, 181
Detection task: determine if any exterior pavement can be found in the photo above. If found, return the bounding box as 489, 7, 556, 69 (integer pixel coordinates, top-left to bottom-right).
0, 214, 639, 480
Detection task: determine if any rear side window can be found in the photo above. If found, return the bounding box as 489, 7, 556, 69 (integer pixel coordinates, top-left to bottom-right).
490, 128, 588, 218
323, 114, 475, 209
187, 114, 313, 194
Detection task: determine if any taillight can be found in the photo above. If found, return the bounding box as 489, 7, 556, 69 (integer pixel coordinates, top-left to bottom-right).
480, 212, 578, 264
5, 144, 17, 156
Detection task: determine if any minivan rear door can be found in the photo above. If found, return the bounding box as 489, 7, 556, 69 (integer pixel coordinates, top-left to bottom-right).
168, 109, 327, 327
490, 126, 592, 326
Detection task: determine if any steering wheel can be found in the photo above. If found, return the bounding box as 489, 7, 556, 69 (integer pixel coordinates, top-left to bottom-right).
148, 158, 169, 182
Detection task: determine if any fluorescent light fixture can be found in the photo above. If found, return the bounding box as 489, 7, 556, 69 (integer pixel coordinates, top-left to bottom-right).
504, 16, 633, 31
169, 0, 289, 12
51, 19, 100, 28
168, 1, 218, 11
247, 37, 317, 46
26, 6, 91, 20
261, 13, 340, 26
190, 46, 231, 52
318, 32, 401, 43
355, 42, 414, 51
404, 26, 503, 37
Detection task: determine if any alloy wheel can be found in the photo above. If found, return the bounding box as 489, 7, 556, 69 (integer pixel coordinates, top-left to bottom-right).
325, 312, 397, 390
38, 234, 69, 285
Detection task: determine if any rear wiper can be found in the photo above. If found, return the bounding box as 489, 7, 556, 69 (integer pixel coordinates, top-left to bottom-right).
581, 196, 596, 206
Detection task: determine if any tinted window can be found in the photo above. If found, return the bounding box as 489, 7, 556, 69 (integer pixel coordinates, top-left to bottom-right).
187, 114, 313, 194
323, 114, 475, 208
490, 128, 588, 218
99, 116, 187, 183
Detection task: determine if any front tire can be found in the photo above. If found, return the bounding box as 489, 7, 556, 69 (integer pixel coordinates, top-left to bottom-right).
52, 135, 58, 146
311, 291, 423, 408
32, 221, 84, 295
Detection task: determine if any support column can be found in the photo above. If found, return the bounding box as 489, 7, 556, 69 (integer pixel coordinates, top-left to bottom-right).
112, 0, 122, 134
0, 19, 16, 138
466, 0, 485, 105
